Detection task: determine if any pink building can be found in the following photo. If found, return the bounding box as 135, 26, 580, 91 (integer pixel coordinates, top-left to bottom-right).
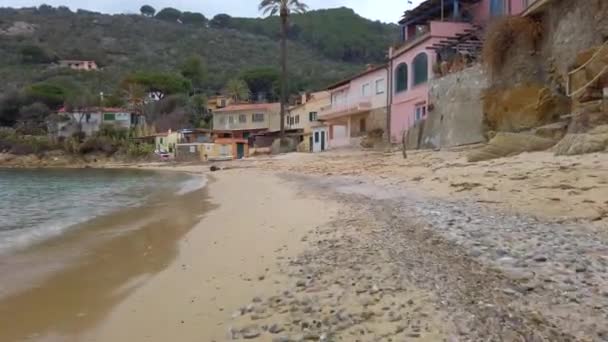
389, 0, 527, 142
59, 60, 98, 71
319, 65, 389, 148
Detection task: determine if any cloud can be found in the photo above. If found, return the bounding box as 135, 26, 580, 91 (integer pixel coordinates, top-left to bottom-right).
5, 0, 425, 23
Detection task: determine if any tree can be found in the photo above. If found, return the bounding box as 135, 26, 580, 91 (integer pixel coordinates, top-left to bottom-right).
26, 83, 68, 109
180, 12, 207, 26
241, 67, 279, 102
210, 14, 232, 28
17, 102, 51, 134
259, 0, 308, 138
123, 72, 192, 100
224, 79, 250, 102
188, 94, 209, 128
140, 5, 156, 17
156, 7, 182, 23
180, 55, 207, 90
20, 45, 56, 64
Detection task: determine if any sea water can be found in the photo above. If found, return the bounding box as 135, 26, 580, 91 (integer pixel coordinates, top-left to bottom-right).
0, 168, 202, 255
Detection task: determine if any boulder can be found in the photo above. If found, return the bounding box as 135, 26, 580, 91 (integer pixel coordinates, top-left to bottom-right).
467, 132, 557, 162
534, 121, 569, 140
554, 125, 608, 156
483, 85, 570, 132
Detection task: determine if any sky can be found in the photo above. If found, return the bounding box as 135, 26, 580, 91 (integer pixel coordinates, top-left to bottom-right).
1, 0, 425, 23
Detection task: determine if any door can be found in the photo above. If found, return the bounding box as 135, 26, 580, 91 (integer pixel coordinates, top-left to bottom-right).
236, 143, 245, 159
321, 130, 326, 151
309, 136, 313, 152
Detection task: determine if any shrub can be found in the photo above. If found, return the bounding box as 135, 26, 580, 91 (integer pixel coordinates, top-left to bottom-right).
124, 142, 155, 158
482, 16, 542, 76
78, 136, 118, 155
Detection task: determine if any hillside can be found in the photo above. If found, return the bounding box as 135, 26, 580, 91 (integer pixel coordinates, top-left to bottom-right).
214, 7, 398, 63
0, 6, 397, 95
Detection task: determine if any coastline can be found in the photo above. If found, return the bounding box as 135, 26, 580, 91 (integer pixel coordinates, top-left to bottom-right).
0, 168, 212, 342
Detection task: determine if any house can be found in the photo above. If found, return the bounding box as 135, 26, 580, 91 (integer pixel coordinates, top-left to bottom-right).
319, 65, 389, 149
58, 60, 98, 71
55, 107, 144, 138
212, 103, 281, 140
389, 0, 527, 142
287, 91, 331, 152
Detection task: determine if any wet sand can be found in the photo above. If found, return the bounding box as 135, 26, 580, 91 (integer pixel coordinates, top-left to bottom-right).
87, 168, 336, 341
0, 171, 212, 342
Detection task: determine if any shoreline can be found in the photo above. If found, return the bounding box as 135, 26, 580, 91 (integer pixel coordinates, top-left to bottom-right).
0, 168, 212, 342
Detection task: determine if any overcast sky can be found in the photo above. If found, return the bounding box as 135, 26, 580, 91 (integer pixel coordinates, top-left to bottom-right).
2, 0, 425, 23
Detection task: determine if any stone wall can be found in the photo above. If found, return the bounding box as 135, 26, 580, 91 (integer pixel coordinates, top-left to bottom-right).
417, 65, 488, 149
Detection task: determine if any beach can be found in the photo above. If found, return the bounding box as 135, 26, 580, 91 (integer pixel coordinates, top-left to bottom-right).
1, 148, 607, 341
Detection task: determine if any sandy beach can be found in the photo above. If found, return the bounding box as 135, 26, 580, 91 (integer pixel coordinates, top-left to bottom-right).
88, 168, 338, 342
1, 146, 607, 341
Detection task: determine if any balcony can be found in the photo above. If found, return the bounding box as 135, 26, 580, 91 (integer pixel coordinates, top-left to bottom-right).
319, 100, 372, 121
392, 20, 477, 57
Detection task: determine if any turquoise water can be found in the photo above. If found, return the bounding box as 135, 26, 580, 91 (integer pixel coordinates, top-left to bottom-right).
0, 168, 200, 255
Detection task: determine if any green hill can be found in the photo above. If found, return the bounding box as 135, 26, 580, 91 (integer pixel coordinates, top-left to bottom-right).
0, 5, 396, 130
0, 6, 396, 94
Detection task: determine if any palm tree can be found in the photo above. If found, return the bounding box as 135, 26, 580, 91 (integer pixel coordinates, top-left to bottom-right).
225, 79, 251, 103
259, 0, 308, 138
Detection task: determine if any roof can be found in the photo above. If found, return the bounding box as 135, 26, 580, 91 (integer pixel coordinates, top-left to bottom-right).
214, 103, 279, 113
58, 107, 131, 113
326, 64, 387, 90
59, 60, 97, 64
400, 0, 481, 25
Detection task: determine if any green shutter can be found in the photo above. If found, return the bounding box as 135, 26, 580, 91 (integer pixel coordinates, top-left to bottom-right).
413, 53, 428, 86
104, 113, 116, 121
395, 63, 408, 92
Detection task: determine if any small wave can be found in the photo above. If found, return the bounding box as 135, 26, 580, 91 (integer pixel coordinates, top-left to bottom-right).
175, 175, 207, 195
0, 219, 85, 256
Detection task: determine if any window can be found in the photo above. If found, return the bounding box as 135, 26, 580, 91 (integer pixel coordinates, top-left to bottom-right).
252, 113, 264, 122
85, 113, 91, 123
360, 118, 366, 133
490, 0, 505, 16
219, 116, 226, 125
103, 113, 115, 121
314, 131, 319, 143
309, 112, 318, 121
228, 115, 234, 124
413, 53, 429, 86
239, 114, 247, 123
295, 115, 300, 124
415, 104, 427, 122
376, 79, 385, 94
395, 63, 408, 92
362, 83, 371, 97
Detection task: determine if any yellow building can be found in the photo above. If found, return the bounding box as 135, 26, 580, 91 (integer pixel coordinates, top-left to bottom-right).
212, 103, 281, 139
286, 91, 330, 152
154, 130, 181, 155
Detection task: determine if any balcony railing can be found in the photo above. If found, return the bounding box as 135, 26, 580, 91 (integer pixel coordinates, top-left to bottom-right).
319, 100, 372, 120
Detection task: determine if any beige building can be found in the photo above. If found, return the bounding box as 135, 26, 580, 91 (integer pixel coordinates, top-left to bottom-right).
286, 91, 330, 152
212, 103, 280, 139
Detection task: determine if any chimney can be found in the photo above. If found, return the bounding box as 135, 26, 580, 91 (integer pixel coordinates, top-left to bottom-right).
366, 64, 374, 71
300, 92, 307, 105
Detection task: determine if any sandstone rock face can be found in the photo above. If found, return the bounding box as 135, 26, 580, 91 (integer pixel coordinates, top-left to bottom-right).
482, 85, 570, 132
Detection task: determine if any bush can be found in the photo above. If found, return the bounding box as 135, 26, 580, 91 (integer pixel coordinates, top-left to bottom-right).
124, 142, 155, 158
0, 133, 57, 155
482, 16, 542, 76
78, 136, 118, 155
96, 124, 130, 140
